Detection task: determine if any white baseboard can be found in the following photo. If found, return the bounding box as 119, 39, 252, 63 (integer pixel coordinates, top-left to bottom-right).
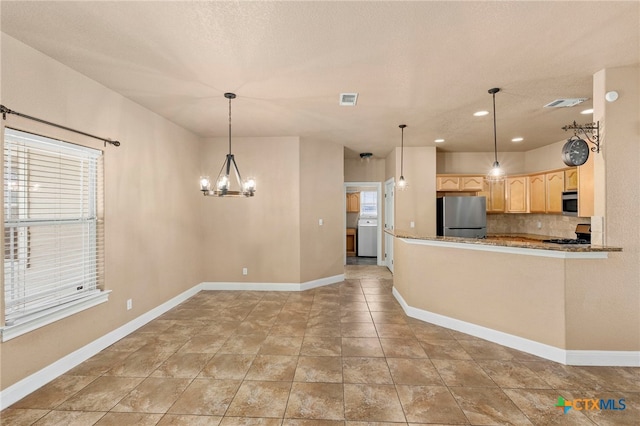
0, 273, 344, 409
202, 274, 344, 292
392, 287, 640, 367
566, 350, 640, 367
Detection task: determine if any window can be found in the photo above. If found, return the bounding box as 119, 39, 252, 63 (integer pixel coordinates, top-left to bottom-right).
360, 191, 377, 217
2, 128, 108, 341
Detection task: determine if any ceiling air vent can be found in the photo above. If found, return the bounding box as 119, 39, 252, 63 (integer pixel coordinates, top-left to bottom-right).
544, 98, 588, 108
339, 93, 358, 106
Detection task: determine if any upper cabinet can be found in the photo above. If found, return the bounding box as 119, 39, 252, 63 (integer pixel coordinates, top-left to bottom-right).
436, 175, 484, 192
506, 176, 529, 213
436, 176, 460, 191
478, 179, 505, 213
460, 176, 484, 191
529, 174, 546, 213
529, 171, 564, 214
545, 171, 564, 213
346, 192, 360, 213
564, 168, 578, 191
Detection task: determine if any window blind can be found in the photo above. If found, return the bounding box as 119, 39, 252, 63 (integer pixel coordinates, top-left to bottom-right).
3, 128, 104, 327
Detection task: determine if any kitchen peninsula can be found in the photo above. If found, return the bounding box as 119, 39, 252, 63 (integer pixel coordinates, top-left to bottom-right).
389, 231, 633, 366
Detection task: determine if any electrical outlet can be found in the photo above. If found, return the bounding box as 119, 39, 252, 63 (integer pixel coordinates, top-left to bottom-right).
537, 221, 542, 229
242, 267, 248, 275
126, 299, 132, 310
410, 221, 415, 228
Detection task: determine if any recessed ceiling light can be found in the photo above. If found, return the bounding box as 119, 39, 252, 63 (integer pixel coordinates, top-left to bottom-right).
434, 138, 445, 143
511, 137, 524, 142
474, 110, 489, 117
581, 108, 594, 115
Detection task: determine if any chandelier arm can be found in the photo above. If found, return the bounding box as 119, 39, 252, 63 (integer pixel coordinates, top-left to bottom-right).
230, 154, 243, 186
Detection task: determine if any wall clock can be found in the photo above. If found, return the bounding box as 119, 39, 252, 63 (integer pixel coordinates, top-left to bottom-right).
562, 138, 590, 166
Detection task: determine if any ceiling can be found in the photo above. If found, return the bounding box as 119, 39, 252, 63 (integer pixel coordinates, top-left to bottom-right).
1, 1, 638, 158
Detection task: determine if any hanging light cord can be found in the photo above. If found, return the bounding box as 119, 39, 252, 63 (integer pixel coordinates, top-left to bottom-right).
400, 126, 404, 175
228, 95, 232, 155
490, 88, 500, 164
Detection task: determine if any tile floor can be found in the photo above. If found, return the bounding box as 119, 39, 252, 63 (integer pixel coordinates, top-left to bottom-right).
2, 266, 638, 425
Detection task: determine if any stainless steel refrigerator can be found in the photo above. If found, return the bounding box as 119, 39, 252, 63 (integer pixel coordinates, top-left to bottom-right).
437, 196, 487, 238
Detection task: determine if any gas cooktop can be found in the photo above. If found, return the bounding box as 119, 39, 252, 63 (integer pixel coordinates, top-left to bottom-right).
542, 238, 590, 245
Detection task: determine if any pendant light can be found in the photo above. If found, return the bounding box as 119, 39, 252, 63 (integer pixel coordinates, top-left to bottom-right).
397, 124, 407, 189
486, 87, 505, 181
200, 93, 256, 197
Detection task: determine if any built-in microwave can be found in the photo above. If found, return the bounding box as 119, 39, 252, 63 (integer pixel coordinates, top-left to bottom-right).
562, 191, 578, 216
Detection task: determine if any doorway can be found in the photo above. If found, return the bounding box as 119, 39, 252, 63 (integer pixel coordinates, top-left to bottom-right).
384, 177, 394, 273
343, 182, 382, 266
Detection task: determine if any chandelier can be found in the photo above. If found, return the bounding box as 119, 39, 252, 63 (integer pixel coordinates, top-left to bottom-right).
200, 93, 256, 197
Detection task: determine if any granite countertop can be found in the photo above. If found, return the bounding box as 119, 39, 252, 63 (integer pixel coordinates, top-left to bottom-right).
388, 230, 622, 253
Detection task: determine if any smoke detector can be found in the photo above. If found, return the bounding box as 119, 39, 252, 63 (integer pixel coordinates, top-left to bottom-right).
339, 93, 358, 106
544, 98, 588, 108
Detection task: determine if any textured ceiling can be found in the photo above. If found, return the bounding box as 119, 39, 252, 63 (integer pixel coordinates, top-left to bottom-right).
1, 1, 638, 158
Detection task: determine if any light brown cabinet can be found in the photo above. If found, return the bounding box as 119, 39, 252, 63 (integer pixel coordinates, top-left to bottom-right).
436, 176, 460, 191
564, 168, 578, 191
346, 228, 356, 256
478, 179, 505, 213
529, 174, 546, 213
529, 171, 564, 214
506, 177, 528, 213
346, 193, 360, 213
460, 176, 484, 191
545, 171, 565, 213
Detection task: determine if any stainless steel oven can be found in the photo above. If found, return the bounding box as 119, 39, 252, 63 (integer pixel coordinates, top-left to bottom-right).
562, 191, 578, 216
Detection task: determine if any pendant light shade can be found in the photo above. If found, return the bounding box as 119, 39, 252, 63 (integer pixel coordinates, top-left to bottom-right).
486, 88, 505, 181
200, 93, 256, 197
397, 124, 407, 189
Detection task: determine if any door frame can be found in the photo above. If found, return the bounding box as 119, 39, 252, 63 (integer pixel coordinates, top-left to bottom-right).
384, 177, 395, 273
343, 182, 383, 265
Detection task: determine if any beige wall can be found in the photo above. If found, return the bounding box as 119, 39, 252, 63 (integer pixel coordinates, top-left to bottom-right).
523, 140, 567, 173
393, 147, 437, 236
300, 139, 344, 282
563, 65, 640, 350
200, 136, 344, 284
436, 151, 525, 174
344, 157, 386, 183
1, 36, 204, 389
394, 239, 567, 348
200, 136, 302, 284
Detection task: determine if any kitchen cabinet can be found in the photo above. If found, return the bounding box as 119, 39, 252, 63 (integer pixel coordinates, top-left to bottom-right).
436, 176, 460, 191
478, 179, 505, 213
346, 228, 356, 256
506, 176, 528, 213
460, 176, 484, 191
565, 168, 578, 191
436, 175, 484, 192
529, 174, 546, 213
346, 193, 360, 213
545, 171, 565, 213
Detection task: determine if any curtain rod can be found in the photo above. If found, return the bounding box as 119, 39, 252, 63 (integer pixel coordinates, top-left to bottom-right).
1, 104, 120, 147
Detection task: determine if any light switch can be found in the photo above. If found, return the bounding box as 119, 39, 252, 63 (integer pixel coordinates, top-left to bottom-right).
319, 219, 324, 226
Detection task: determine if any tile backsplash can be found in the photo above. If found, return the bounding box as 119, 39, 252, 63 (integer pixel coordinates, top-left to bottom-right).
487, 214, 590, 238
